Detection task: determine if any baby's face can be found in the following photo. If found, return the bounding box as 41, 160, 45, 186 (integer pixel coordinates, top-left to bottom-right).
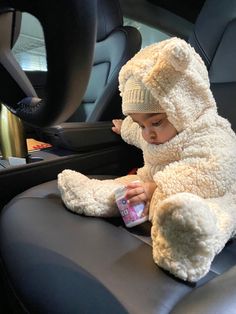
130, 112, 177, 145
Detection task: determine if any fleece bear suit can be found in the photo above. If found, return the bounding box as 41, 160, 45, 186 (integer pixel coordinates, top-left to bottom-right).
58, 37, 236, 282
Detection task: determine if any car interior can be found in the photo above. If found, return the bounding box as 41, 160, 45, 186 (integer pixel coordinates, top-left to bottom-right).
0, 0, 236, 313
37, 0, 142, 151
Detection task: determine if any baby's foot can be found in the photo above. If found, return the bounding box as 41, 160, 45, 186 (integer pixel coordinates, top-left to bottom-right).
59, 169, 89, 188
58, 170, 90, 214
152, 193, 217, 282
58, 170, 120, 217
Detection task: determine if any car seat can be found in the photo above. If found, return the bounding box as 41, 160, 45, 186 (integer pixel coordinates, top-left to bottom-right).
188, 0, 236, 132
69, 0, 141, 122
32, 0, 141, 149
1, 0, 236, 313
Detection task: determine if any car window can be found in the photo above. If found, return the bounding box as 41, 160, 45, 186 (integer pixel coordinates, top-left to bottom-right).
12, 14, 169, 71
12, 13, 47, 71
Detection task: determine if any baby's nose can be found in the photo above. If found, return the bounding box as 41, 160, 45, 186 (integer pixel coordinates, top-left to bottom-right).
149, 132, 156, 139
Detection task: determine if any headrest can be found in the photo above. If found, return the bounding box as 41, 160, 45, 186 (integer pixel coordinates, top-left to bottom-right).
97, 0, 123, 42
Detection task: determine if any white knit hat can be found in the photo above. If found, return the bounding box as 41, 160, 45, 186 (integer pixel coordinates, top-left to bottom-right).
119, 37, 217, 132
122, 77, 164, 115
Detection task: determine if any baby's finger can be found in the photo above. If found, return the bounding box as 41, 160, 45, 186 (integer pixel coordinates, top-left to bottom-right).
126, 181, 142, 189
142, 202, 149, 216
111, 127, 118, 134
127, 193, 146, 205
113, 119, 122, 125
125, 186, 144, 199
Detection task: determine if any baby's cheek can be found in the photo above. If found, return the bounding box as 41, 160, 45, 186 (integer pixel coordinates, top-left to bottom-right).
141, 129, 149, 141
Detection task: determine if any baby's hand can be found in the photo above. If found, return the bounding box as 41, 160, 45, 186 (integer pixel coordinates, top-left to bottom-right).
125, 181, 147, 204
125, 181, 157, 216
125, 181, 148, 216
112, 119, 123, 135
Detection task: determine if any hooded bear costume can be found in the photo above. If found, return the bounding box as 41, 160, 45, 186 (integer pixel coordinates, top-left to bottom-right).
58, 37, 236, 282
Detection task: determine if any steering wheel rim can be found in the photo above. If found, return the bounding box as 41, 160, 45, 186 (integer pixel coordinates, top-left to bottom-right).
0, 0, 96, 127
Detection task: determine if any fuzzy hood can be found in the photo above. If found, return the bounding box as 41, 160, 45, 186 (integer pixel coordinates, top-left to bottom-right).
119, 37, 217, 132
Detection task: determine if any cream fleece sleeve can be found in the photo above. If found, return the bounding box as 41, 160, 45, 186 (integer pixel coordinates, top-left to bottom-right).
153, 156, 233, 200
148, 156, 234, 221
120, 116, 142, 149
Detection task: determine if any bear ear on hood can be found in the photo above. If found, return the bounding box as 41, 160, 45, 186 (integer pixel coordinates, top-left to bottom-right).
161, 38, 191, 72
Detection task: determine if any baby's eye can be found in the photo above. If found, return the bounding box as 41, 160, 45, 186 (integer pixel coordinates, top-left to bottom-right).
152, 120, 162, 127
139, 124, 145, 129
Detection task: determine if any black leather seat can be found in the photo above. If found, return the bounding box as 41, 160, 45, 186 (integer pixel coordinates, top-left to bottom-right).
1, 179, 236, 313
188, 0, 236, 132
1, 0, 236, 313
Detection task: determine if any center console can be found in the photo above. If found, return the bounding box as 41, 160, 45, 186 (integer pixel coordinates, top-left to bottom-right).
0, 121, 142, 208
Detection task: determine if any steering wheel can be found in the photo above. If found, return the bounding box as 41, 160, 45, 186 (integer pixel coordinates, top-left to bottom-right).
0, 0, 96, 127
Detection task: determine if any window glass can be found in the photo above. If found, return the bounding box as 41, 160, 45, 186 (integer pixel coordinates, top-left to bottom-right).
13, 13, 47, 71
12, 14, 169, 71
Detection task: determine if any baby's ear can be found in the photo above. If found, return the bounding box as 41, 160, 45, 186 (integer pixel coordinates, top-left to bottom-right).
162, 38, 191, 72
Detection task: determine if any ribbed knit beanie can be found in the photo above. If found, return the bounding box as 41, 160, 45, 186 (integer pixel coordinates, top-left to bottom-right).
122, 77, 164, 114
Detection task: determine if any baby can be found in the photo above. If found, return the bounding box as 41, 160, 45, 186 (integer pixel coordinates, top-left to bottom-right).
112, 112, 177, 217
58, 37, 236, 282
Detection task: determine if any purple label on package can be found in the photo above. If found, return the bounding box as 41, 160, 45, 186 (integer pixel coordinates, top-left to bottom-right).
116, 197, 145, 225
